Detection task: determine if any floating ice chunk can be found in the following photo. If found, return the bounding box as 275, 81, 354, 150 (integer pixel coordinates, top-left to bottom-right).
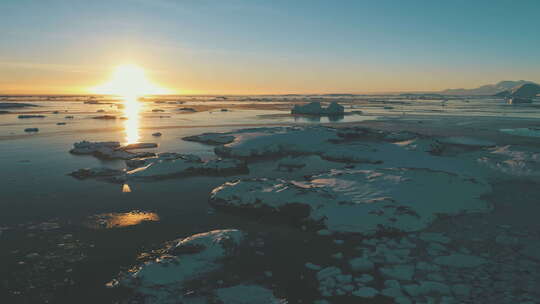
214, 284, 285, 304
291, 101, 344, 115
379, 265, 415, 281
72, 153, 245, 181
210, 168, 490, 235
118, 229, 245, 303
395, 138, 443, 154
438, 136, 495, 147
349, 257, 374, 272
415, 281, 451, 296
183, 132, 236, 145
127, 157, 247, 179
177, 107, 196, 112
69, 167, 124, 180
0, 102, 37, 109
18, 115, 46, 119
215, 126, 340, 158
433, 254, 486, 268
305, 262, 322, 271
352, 287, 379, 298
92, 115, 117, 119
69, 141, 155, 160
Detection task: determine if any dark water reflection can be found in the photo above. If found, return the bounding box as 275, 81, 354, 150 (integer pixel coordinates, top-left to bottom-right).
292, 114, 344, 123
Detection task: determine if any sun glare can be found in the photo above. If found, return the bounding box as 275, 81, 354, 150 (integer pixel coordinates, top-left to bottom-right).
91, 64, 171, 145
91, 64, 170, 97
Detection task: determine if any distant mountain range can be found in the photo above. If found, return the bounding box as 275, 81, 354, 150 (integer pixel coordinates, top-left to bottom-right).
440, 80, 538, 96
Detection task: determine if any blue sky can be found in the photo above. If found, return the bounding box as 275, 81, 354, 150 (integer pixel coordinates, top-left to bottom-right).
1, 0, 539, 93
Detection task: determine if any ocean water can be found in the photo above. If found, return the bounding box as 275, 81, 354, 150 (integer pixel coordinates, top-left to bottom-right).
1, 95, 540, 303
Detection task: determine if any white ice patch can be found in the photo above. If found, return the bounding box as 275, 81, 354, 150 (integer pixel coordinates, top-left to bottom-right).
210, 168, 491, 235
478, 145, 540, 177
215, 127, 339, 158
119, 229, 245, 304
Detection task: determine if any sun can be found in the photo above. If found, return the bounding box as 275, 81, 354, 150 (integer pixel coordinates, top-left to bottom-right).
91, 64, 170, 97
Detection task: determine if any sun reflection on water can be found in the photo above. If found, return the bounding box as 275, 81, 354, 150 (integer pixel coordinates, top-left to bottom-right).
122, 95, 142, 144
85, 211, 160, 229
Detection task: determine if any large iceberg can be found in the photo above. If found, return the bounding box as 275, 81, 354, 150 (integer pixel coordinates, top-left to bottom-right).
291, 101, 345, 115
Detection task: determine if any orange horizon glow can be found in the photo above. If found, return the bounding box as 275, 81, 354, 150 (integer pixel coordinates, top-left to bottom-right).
90, 64, 172, 98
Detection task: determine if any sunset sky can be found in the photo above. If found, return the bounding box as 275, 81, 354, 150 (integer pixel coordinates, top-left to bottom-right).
1, 0, 539, 94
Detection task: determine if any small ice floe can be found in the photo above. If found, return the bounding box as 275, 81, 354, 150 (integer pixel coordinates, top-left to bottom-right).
210, 167, 490, 235
18, 115, 46, 119
24, 128, 39, 133
0, 102, 37, 109
183, 132, 236, 145
500, 127, 540, 138
432, 254, 486, 268
115, 229, 249, 303
303, 233, 483, 302
152, 132, 162, 137
438, 137, 495, 147
206, 126, 421, 161
291, 101, 344, 115
69, 141, 155, 160
177, 107, 196, 112
70, 152, 247, 182
214, 284, 285, 304
126, 155, 248, 179
92, 115, 116, 120
69, 167, 124, 180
